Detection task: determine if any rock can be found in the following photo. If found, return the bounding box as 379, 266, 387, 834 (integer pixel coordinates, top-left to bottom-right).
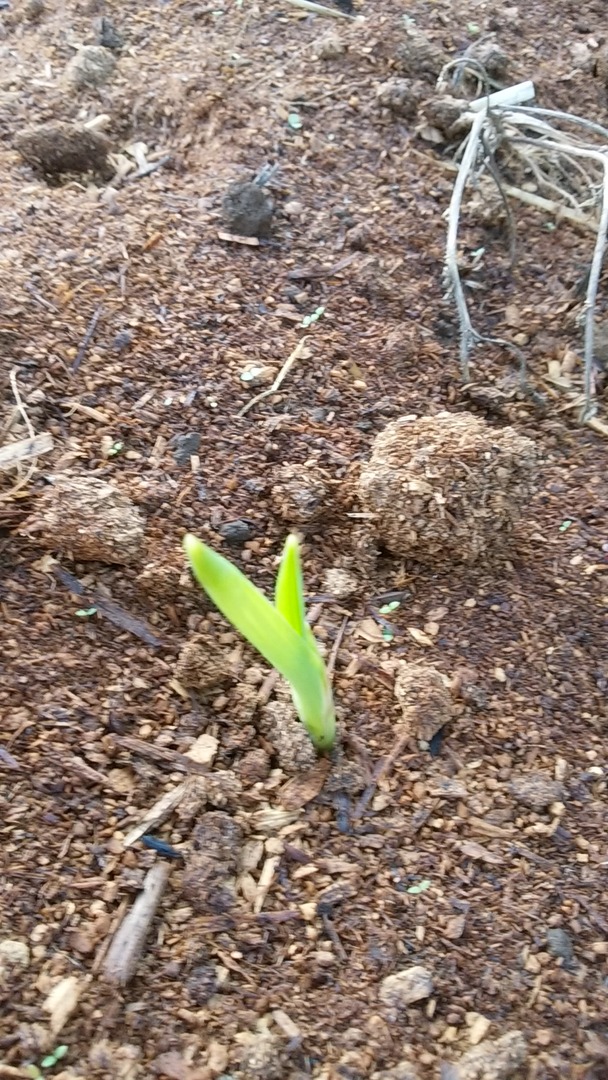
271, 462, 328, 525
396, 25, 448, 79
236, 1032, 282, 1080
546, 927, 575, 966
427, 777, 468, 800
464, 40, 510, 82
236, 748, 271, 784
346, 222, 372, 251
218, 519, 254, 545
322, 567, 359, 599
112, 329, 133, 352
185, 961, 218, 1006
393, 662, 452, 743
182, 812, 242, 914
358, 412, 538, 565
372, 1066, 421, 1080
0, 939, 30, 973
24, 0, 45, 22
259, 700, 317, 773
421, 94, 467, 139
376, 78, 423, 118
175, 636, 235, 694
379, 966, 434, 1009
313, 32, 345, 60
222, 180, 274, 238
23, 476, 145, 565
172, 432, 201, 466
444, 1031, 527, 1080
96, 16, 124, 51
14, 121, 111, 178
65, 45, 116, 90
510, 773, 564, 810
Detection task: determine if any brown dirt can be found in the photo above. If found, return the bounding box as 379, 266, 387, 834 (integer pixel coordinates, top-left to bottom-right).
1, 0, 607, 1078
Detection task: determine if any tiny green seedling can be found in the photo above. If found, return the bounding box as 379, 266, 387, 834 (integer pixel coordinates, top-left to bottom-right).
183, 533, 336, 751
26, 1045, 69, 1078
300, 305, 325, 329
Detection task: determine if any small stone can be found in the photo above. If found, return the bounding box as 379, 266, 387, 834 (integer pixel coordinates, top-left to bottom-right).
468, 1014, 491, 1045
546, 927, 575, 966
172, 432, 201, 467
427, 777, 468, 799
237, 1032, 282, 1080
379, 966, 434, 1009
271, 462, 327, 525
346, 222, 372, 251
376, 78, 423, 118
314, 32, 345, 60
372, 1065, 421, 1080
322, 567, 359, 599
182, 812, 242, 914
260, 700, 317, 774
22, 476, 145, 565
186, 961, 217, 1006
222, 180, 274, 239
236, 748, 271, 784
393, 662, 452, 743
465, 40, 510, 82
510, 773, 564, 810
0, 939, 30, 972
445, 1031, 527, 1080
218, 519, 254, 545
112, 329, 133, 353
175, 637, 234, 694
65, 45, 117, 89
24, 0, 45, 22
96, 16, 124, 50
15, 121, 111, 178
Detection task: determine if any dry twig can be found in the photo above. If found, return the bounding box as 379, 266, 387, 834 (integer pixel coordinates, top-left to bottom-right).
102, 862, 173, 985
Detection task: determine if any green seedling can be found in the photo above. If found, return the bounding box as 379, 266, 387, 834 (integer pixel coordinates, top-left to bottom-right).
26, 1045, 69, 1077
183, 533, 336, 751
300, 305, 325, 329
75, 606, 97, 618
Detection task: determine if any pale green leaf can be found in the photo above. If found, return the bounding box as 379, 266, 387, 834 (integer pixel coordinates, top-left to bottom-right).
275, 534, 306, 637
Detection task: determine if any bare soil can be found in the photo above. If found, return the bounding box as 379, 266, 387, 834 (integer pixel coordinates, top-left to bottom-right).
1, 0, 607, 1078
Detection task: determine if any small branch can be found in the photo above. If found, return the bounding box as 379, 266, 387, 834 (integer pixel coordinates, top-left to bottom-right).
71, 305, 103, 374
0, 432, 53, 472
237, 336, 309, 417
281, 0, 357, 19
101, 862, 172, 985
444, 107, 487, 379
582, 154, 608, 420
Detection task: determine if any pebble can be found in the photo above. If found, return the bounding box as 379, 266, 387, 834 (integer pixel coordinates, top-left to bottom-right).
0, 939, 30, 971
509, 773, 564, 810
372, 1066, 421, 1080
222, 180, 274, 239
112, 329, 133, 353
65, 45, 117, 89
218, 519, 254, 545
322, 567, 359, 599
546, 927, 575, 966
14, 121, 110, 178
445, 1031, 527, 1080
96, 15, 124, 50
172, 431, 201, 466
22, 475, 145, 565
379, 966, 434, 1009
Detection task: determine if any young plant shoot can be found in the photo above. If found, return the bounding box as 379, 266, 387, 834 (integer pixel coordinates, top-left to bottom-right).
183, 533, 336, 752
